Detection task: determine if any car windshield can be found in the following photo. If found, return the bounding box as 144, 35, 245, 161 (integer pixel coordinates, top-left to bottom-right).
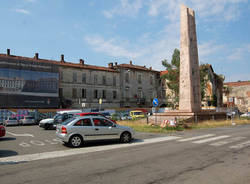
134, 112, 142, 115
102, 112, 109, 115
54, 114, 63, 120
9, 117, 17, 120
53, 114, 61, 119
25, 117, 34, 119
62, 117, 76, 125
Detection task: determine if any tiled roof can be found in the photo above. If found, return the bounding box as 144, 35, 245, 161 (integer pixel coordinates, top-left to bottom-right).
224, 81, 250, 86
115, 63, 158, 72
160, 70, 168, 76
0, 54, 118, 72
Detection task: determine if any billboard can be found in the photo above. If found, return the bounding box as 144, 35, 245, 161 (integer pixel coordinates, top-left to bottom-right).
0, 57, 59, 108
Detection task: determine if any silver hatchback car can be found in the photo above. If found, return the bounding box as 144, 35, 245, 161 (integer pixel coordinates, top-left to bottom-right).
56, 116, 135, 148
20, 116, 36, 125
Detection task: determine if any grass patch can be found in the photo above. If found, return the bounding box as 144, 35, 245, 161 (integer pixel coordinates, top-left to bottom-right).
118, 120, 184, 133
188, 118, 250, 129
118, 118, 250, 133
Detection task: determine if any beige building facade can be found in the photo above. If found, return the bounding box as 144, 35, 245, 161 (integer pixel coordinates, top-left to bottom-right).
223, 81, 250, 112
59, 58, 121, 109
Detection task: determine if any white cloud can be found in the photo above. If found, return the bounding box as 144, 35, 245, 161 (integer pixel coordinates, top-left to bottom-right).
84, 36, 142, 59
103, 0, 142, 18
147, 0, 247, 22
84, 22, 180, 71
13, 8, 30, 14
228, 44, 250, 61
94, 0, 248, 72
199, 42, 225, 58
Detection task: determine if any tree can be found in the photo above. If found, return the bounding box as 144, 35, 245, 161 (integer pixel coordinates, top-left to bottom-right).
161, 49, 211, 106
161, 49, 180, 95
199, 64, 210, 101
161, 49, 180, 107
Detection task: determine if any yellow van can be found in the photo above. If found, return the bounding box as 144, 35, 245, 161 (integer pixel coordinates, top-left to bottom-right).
129, 110, 145, 119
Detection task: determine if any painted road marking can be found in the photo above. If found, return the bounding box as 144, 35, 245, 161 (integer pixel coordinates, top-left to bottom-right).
7, 131, 34, 137
178, 134, 215, 142
230, 140, 250, 149
19, 139, 62, 147
193, 135, 230, 144
0, 136, 181, 164
210, 137, 246, 146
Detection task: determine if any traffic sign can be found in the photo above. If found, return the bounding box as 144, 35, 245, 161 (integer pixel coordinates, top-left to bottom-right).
153, 98, 159, 107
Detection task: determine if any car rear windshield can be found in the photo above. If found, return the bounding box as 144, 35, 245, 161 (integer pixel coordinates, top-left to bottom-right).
62, 117, 76, 125
25, 117, 34, 119
9, 117, 17, 120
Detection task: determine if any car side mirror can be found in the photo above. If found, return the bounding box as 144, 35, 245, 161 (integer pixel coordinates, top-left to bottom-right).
112, 124, 117, 128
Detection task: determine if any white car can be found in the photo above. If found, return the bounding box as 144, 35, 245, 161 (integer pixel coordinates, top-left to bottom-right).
20, 116, 36, 125
4, 117, 19, 126
240, 112, 250, 118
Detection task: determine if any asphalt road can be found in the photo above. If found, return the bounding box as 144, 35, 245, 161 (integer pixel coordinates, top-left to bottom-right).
1, 124, 250, 184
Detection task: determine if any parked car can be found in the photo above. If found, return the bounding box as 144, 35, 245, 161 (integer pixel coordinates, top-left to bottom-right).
4, 117, 19, 126
129, 110, 145, 119
121, 113, 132, 120
56, 116, 135, 148
19, 116, 36, 125
0, 125, 6, 137
240, 112, 250, 118
39, 110, 82, 130
75, 112, 117, 124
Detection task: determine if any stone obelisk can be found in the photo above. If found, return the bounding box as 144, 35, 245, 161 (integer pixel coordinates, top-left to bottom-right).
179, 5, 201, 112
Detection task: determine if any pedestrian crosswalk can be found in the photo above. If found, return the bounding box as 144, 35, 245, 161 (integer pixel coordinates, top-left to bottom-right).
175, 133, 250, 150
177, 134, 215, 142
210, 137, 245, 146
192, 135, 230, 144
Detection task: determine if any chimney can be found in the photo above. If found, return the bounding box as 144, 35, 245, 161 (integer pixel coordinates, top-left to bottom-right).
144, 65, 146, 68
7, 49, 10, 56
34, 53, 39, 60
129, 60, 132, 65
79, 59, 84, 65
115, 62, 117, 66
108, 62, 114, 68
61, 54, 65, 63
149, 67, 152, 70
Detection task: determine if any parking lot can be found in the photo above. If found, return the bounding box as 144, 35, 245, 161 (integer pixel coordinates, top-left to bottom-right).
0, 125, 169, 158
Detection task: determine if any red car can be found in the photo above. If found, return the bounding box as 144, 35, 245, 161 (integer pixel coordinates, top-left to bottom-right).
0, 125, 6, 137
75, 112, 117, 124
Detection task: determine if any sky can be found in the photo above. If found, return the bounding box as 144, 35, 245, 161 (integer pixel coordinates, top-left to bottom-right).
0, 0, 250, 82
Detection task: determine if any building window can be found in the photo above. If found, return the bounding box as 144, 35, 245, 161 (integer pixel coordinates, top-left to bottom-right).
113, 76, 116, 86
150, 76, 153, 85
102, 76, 106, 85
138, 88, 142, 98
72, 88, 77, 98
94, 90, 98, 99
125, 88, 129, 99
82, 73, 86, 84
82, 89, 86, 98
60, 71, 63, 81
125, 73, 129, 83
59, 88, 63, 98
73, 73, 77, 83
102, 90, 106, 99
113, 91, 117, 99
94, 75, 98, 85
138, 74, 142, 84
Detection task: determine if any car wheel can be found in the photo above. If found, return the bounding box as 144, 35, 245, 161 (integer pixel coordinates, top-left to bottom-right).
120, 132, 131, 143
44, 124, 50, 130
69, 135, 83, 148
